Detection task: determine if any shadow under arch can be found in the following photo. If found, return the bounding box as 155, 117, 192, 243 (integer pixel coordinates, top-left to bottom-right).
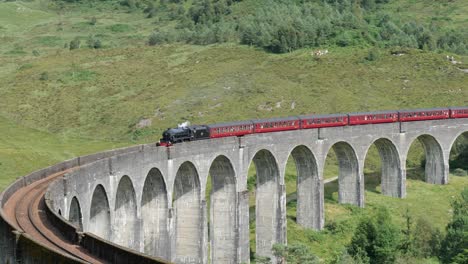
326, 141, 361, 206
173, 161, 202, 263
208, 155, 237, 263
449, 131, 468, 176
141, 168, 169, 259
114, 175, 138, 249
249, 149, 280, 259
89, 184, 111, 240
407, 134, 446, 184
69, 196, 83, 230
364, 138, 403, 197
287, 145, 321, 230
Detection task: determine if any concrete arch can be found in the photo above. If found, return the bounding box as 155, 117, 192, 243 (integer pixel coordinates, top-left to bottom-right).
141, 168, 169, 259
114, 175, 138, 249
250, 149, 281, 258
208, 155, 237, 264
69, 197, 83, 230
173, 161, 202, 263
364, 138, 403, 197
287, 145, 322, 230
408, 134, 446, 184
326, 142, 361, 206
89, 184, 111, 240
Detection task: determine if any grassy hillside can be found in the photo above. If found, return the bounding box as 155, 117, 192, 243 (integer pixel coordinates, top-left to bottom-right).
1, 44, 467, 141
0, 115, 125, 190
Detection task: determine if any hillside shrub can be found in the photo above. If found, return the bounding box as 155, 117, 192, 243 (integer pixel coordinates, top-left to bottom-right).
87, 36, 102, 49
365, 49, 380, 61
90, 17, 97, 25
453, 168, 467, 177
272, 243, 319, 264
39, 72, 49, 81
69, 38, 80, 50
148, 31, 167, 45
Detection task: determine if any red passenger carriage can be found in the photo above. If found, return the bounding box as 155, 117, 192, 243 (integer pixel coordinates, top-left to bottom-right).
399, 108, 449, 122
348, 111, 398, 125
450, 107, 468, 119
253, 117, 300, 133
299, 114, 348, 129
208, 121, 254, 138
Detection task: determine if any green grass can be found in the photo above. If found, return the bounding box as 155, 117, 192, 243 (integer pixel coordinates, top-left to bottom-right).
0, 44, 467, 141
0, 115, 127, 191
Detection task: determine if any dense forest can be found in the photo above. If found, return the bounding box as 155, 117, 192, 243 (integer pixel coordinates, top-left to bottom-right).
49, 0, 468, 54
62, 0, 468, 54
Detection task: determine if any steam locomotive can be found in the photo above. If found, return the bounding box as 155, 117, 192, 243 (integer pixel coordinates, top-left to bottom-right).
158, 107, 468, 146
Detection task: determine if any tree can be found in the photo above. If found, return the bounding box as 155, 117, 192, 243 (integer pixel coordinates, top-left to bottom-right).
412, 217, 436, 258
400, 208, 412, 254
347, 208, 400, 264
347, 217, 374, 263
440, 188, 468, 263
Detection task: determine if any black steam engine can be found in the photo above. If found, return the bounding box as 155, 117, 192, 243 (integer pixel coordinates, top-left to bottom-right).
159, 125, 210, 146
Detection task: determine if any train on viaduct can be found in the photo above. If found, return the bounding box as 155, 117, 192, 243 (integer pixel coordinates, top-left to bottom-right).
1, 107, 467, 264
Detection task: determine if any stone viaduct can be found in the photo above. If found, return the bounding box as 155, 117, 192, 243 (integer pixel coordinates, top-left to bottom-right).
2, 118, 468, 264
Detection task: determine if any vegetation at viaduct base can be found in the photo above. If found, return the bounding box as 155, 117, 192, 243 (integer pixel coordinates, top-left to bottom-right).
0, 0, 467, 262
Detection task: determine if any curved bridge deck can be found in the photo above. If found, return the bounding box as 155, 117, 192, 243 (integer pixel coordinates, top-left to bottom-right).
0, 146, 171, 264
3, 168, 105, 263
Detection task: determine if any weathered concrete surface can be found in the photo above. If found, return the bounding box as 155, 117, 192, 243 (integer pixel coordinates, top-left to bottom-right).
44, 119, 468, 263
0, 145, 171, 264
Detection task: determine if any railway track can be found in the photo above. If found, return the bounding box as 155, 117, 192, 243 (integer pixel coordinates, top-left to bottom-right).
3, 168, 106, 264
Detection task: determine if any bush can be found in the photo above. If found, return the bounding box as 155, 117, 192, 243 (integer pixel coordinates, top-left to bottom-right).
69, 38, 81, 50
272, 243, 319, 264
453, 168, 467, 176
90, 17, 97, 26
87, 37, 102, 49
365, 49, 380, 61
39, 72, 48, 81
148, 31, 167, 46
